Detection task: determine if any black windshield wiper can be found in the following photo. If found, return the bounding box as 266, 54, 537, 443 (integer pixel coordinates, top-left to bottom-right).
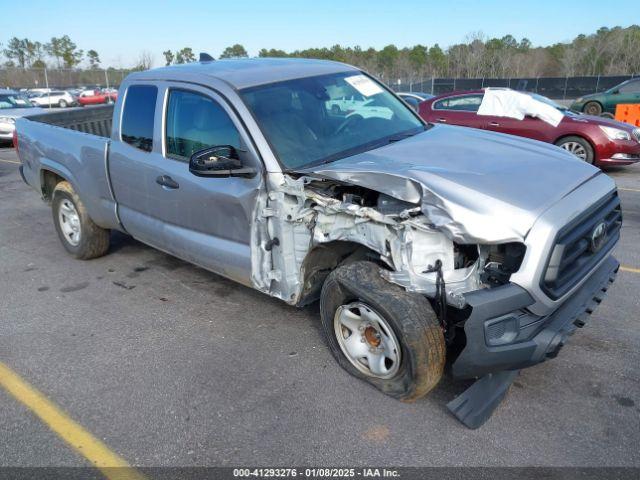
386, 127, 424, 144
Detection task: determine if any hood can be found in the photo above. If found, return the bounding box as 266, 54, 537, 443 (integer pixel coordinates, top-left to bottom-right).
566, 112, 638, 132
574, 92, 603, 103
301, 124, 601, 244
0, 107, 46, 118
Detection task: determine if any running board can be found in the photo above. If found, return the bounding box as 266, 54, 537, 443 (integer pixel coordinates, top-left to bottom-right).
447, 370, 520, 429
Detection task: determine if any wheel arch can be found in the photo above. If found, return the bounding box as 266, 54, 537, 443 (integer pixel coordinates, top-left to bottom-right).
40, 168, 68, 203
554, 134, 598, 161
296, 240, 387, 307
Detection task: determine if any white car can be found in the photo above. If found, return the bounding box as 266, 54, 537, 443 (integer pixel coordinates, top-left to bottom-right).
30, 91, 76, 108
326, 96, 393, 119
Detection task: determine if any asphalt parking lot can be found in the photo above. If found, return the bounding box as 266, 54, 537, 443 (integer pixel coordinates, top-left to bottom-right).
1, 145, 639, 470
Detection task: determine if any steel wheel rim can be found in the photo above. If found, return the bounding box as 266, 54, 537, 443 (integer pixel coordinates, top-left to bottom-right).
560, 141, 587, 160
58, 199, 81, 246
333, 301, 401, 379
585, 104, 600, 115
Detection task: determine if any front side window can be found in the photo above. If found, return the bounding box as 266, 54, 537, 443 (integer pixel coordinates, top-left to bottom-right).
165, 89, 240, 160
619, 80, 640, 94
240, 71, 423, 169
121, 85, 157, 152
434, 94, 483, 112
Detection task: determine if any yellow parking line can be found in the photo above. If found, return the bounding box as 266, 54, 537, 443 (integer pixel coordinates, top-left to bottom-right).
618, 187, 640, 193
0, 361, 146, 480
0, 158, 20, 164
621, 265, 640, 274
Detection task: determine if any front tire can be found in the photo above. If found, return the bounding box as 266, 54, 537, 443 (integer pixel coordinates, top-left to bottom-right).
320, 261, 445, 401
584, 101, 602, 116
556, 136, 595, 164
52, 181, 110, 259
58, 99, 68, 108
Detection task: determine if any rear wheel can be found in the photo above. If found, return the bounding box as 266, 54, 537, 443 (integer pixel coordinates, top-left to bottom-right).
52, 181, 110, 259
584, 101, 602, 116
320, 261, 445, 401
58, 99, 68, 108
556, 136, 594, 164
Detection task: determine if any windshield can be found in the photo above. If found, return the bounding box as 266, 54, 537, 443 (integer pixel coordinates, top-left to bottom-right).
240, 72, 424, 169
528, 93, 567, 112
0, 94, 34, 110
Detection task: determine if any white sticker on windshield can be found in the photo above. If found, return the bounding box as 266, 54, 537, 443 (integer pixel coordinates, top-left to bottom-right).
345, 74, 383, 97
15, 99, 28, 105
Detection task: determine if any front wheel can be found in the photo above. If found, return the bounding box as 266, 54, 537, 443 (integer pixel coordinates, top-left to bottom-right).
320, 261, 445, 401
58, 99, 68, 108
556, 136, 595, 164
584, 101, 602, 116
52, 181, 110, 259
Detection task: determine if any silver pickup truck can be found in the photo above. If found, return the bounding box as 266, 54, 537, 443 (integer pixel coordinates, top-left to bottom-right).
16, 58, 621, 428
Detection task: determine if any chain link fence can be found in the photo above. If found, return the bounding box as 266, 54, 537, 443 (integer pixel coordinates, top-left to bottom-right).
0, 67, 131, 91
1, 67, 636, 100
391, 75, 636, 99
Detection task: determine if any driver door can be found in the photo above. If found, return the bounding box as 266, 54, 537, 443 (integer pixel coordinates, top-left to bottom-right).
109, 83, 263, 286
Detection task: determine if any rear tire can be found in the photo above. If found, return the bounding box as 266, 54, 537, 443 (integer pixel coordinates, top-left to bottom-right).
320, 261, 445, 401
58, 99, 68, 108
555, 136, 595, 164
584, 101, 602, 116
52, 181, 110, 259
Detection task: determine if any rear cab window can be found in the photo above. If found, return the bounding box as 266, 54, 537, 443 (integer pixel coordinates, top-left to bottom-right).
121, 85, 158, 152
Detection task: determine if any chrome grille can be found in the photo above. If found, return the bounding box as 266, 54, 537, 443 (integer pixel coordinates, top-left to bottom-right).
633, 128, 640, 142
542, 191, 621, 299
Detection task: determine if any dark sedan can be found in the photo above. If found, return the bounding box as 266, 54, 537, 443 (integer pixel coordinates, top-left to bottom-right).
418, 89, 640, 167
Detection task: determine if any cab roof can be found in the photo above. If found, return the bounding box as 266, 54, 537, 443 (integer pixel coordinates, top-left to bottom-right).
127, 57, 358, 90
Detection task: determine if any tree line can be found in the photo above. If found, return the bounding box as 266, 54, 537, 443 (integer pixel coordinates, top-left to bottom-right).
2, 25, 639, 80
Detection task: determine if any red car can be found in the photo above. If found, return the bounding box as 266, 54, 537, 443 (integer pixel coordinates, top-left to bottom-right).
418, 89, 640, 167
78, 89, 118, 106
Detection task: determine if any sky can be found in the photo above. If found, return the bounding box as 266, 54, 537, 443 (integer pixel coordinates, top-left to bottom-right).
1, 0, 637, 68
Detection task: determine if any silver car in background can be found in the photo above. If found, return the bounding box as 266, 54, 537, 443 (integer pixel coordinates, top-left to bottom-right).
0, 89, 45, 143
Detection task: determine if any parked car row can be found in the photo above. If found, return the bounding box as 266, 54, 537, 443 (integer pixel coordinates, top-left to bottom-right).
18, 87, 119, 108
0, 89, 45, 143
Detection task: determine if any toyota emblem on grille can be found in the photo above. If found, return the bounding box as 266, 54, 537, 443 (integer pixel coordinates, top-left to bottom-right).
589, 221, 608, 253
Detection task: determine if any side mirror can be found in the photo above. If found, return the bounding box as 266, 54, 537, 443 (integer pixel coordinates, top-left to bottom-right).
611, 89, 620, 95
189, 145, 256, 178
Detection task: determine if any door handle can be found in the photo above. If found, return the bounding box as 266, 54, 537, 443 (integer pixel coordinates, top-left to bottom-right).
489, 122, 500, 127
156, 175, 179, 189
436, 118, 447, 123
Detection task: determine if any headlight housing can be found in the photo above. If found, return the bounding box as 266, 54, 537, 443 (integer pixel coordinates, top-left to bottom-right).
0, 117, 16, 125
575, 97, 584, 103
599, 125, 631, 141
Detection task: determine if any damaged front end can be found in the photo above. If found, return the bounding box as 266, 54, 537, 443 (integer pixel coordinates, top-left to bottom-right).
251, 171, 532, 429
252, 173, 524, 315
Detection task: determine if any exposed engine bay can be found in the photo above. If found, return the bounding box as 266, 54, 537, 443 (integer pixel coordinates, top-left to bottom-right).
252, 174, 525, 313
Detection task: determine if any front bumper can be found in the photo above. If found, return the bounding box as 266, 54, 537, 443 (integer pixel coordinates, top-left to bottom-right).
597, 139, 640, 166
452, 255, 619, 379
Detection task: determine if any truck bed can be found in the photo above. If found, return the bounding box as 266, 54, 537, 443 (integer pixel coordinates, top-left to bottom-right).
17, 105, 120, 231
27, 105, 114, 138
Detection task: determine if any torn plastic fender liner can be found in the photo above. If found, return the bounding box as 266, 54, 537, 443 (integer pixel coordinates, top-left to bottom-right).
252, 174, 479, 306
